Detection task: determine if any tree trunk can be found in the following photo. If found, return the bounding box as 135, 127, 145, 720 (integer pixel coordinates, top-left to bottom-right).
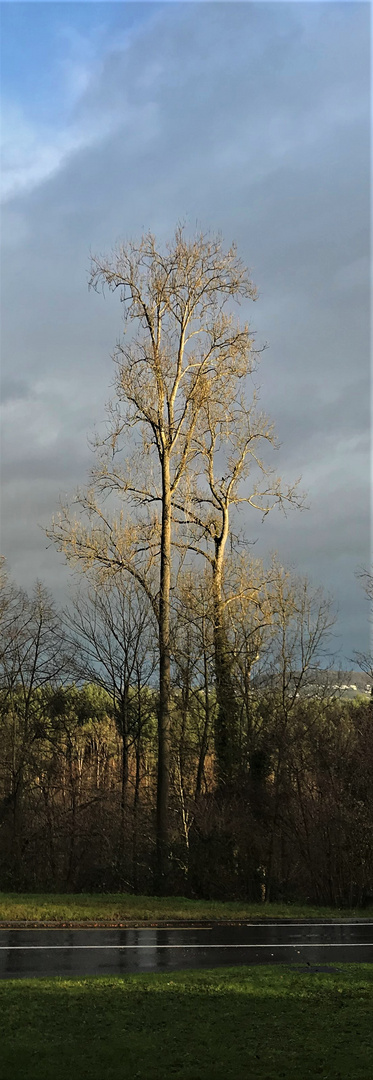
212, 560, 239, 788
132, 673, 142, 892
195, 641, 211, 798
119, 692, 129, 827
156, 453, 171, 890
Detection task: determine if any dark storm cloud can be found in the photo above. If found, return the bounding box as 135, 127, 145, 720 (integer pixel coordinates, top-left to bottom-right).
0, 2, 370, 658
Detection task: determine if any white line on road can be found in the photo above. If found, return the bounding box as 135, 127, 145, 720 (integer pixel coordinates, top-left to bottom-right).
0, 942, 372, 951
2, 922, 371, 931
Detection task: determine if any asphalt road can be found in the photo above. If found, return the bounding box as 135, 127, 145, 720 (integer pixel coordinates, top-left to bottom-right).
1, 921, 372, 979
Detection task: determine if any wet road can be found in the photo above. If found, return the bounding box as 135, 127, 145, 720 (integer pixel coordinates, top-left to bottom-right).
1, 922, 372, 979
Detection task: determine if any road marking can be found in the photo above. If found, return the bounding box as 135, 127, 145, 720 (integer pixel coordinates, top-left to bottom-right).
2, 922, 371, 931
0, 942, 371, 951
0, 926, 213, 933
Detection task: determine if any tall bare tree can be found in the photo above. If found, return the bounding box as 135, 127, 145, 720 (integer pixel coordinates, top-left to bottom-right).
47, 226, 258, 885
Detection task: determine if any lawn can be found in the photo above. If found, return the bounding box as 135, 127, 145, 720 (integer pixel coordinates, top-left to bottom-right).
1, 965, 372, 1080
1, 891, 372, 924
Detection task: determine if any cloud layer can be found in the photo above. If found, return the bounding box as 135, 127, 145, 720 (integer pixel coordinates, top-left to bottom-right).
0, 2, 370, 659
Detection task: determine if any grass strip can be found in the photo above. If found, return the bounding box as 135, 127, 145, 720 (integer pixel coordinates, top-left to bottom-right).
1, 964, 372, 1080
1, 892, 372, 924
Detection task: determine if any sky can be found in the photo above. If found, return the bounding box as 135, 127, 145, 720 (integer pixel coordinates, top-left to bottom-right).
0, 1, 370, 664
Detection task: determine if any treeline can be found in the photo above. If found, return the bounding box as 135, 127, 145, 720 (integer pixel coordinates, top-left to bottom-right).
1, 563, 372, 906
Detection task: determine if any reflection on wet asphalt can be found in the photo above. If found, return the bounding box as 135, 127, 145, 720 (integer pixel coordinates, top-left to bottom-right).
1, 923, 372, 979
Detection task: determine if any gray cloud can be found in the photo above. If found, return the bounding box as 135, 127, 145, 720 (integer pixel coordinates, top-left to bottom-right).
0, 2, 370, 660
0, 377, 32, 404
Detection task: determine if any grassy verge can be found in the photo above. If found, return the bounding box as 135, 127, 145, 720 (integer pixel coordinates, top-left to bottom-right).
0, 892, 372, 923
1, 965, 372, 1080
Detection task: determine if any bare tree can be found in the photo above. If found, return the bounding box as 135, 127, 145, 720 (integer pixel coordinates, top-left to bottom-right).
224, 555, 275, 765
0, 571, 71, 866
253, 565, 337, 901
0, 561, 27, 706
65, 577, 157, 881
47, 226, 258, 885
353, 568, 373, 684
172, 569, 217, 800
172, 391, 302, 784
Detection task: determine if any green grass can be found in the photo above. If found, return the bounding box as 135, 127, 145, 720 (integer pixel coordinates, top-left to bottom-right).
1, 966, 372, 1079
1, 891, 372, 923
